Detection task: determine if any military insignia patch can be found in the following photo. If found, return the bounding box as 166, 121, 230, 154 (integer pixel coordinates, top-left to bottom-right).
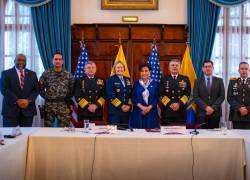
179, 80, 187, 88
127, 80, 131, 86
233, 83, 238, 88
97, 79, 104, 85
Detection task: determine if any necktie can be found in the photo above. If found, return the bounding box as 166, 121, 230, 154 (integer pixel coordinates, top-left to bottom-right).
173, 76, 176, 80
120, 77, 125, 87
20, 69, 25, 89
207, 77, 211, 93
242, 79, 246, 88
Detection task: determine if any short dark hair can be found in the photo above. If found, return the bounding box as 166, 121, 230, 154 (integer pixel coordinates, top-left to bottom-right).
170, 58, 181, 63
202, 60, 213, 67
14, 54, 26, 62
239, 61, 249, 68
138, 63, 151, 71
168, 59, 181, 67
54, 52, 62, 56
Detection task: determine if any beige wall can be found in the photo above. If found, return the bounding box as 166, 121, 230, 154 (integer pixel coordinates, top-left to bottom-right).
71, 0, 187, 24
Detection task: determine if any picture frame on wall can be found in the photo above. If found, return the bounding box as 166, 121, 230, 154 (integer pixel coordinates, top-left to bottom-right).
101, 0, 158, 10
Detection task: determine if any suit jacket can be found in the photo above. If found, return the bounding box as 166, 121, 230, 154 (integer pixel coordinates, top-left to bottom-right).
193, 76, 225, 118
106, 75, 132, 115
1, 67, 39, 117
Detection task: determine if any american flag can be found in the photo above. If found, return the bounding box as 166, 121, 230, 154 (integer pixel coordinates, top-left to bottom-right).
148, 45, 162, 82
70, 44, 89, 127
74, 44, 89, 79
148, 45, 162, 120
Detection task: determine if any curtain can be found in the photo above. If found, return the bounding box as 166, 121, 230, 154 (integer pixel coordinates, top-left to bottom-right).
0, 0, 44, 127
16, 0, 51, 7
209, 0, 249, 7
31, 0, 71, 71
211, 2, 250, 80
188, 0, 221, 78
210, 2, 250, 123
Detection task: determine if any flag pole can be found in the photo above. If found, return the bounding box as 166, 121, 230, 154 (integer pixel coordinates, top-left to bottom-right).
80, 31, 85, 48
118, 32, 122, 45
152, 33, 157, 50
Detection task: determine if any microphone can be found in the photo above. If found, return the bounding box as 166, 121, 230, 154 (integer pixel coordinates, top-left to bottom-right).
190, 123, 206, 135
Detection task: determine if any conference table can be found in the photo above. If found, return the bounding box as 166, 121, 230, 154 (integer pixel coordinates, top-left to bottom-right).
25, 128, 246, 180
0, 128, 38, 180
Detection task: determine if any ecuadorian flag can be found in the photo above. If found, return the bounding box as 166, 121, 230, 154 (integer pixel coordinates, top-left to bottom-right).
110, 45, 130, 78
180, 45, 197, 125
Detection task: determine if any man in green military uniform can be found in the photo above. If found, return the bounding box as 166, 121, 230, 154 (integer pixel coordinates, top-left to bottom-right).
227, 62, 250, 129
39, 52, 74, 127
159, 59, 191, 125
74, 61, 105, 126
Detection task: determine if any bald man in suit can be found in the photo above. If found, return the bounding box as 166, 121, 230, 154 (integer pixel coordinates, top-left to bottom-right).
1, 54, 39, 127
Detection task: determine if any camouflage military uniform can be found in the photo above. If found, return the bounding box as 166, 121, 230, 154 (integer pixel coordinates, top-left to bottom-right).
39, 68, 74, 127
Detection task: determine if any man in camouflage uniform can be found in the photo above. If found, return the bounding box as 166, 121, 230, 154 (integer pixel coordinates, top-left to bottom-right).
227, 62, 250, 129
39, 52, 74, 127
74, 61, 105, 126
159, 59, 191, 125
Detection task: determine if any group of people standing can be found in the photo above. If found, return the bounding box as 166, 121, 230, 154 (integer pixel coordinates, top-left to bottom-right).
1, 53, 250, 129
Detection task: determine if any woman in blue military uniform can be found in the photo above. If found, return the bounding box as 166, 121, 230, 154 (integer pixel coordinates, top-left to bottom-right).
106, 61, 132, 128
129, 63, 160, 129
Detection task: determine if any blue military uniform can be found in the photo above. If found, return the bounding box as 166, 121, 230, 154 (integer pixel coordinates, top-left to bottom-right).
106, 75, 132, 128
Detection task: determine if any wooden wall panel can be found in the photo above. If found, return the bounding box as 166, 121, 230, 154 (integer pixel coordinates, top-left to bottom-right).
71, 24, 187, 82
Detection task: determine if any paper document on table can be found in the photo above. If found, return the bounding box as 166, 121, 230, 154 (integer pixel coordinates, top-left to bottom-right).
161, 126, 186, 135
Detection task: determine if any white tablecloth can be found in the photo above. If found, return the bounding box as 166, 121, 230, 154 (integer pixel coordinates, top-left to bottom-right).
25, 128, 246, 180
25, 128, 96, 180
233, 130, 250, 180
0, 128, 39, 180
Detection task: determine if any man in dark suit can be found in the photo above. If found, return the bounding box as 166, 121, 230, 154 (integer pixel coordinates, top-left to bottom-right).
159, 59, 191, 125
193, 60, 225, 129
227, 62, 250, 129
1, 54, 39, 127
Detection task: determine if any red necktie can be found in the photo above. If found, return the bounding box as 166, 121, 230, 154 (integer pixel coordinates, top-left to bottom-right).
20, 69, 25, 89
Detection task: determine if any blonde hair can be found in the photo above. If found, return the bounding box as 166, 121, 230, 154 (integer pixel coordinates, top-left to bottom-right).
112, 60, 126, 74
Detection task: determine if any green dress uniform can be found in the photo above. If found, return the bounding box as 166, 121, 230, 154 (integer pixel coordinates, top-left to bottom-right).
39, 68, 74, 127
74, 76, 105, 125
159, 74, 191, 125
227, 77, 250, 129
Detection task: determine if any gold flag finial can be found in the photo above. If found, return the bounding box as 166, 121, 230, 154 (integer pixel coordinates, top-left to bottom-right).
118, 32, 122, 45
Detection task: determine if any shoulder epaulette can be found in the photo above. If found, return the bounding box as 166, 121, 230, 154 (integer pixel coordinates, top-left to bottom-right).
230, 77, 238, 80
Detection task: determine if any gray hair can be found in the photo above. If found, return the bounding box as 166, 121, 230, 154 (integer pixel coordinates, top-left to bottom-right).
84, 61, 96, 68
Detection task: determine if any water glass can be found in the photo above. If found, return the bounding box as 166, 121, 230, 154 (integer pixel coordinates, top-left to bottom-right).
108, 125, 117, 134
220, 121, 228, 135
83, 120, 90, 133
